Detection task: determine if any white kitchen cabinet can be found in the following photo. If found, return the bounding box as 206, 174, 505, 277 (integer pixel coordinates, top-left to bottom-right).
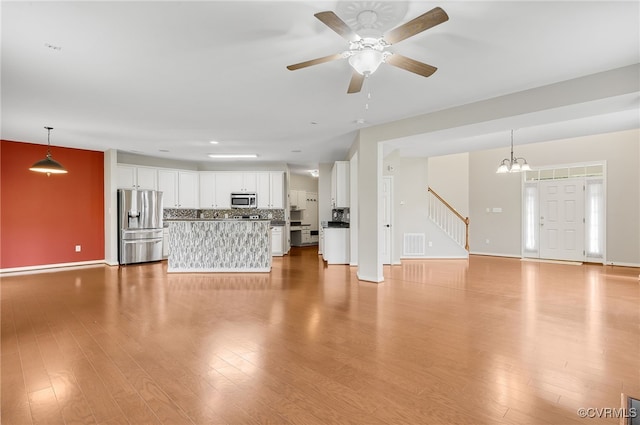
229, 172, 257, 193
301, 227, 311, 244
158, 169, 178, 207
199, 172, 216, 208
257, 172, 284, 209
331, 161, 350, 208
214, 172, 232, 209
158, 169, 198, 208
117, 165, 158, 190
323, 227, 350, 264
271, 226, 284, 256
178, 171, 199, 208
269, 172, 284, 209
290, 189, 307, 210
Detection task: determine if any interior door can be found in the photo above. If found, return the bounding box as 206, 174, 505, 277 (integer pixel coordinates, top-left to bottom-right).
381, 176, 392, 264
539, 178, 585, 261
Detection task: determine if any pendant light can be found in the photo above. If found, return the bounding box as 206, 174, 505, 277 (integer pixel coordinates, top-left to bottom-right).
29, 126, 67, 175
496, 130, 531, 174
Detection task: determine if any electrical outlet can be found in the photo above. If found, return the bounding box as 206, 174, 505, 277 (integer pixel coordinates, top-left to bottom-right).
485, 239, 490, 244
75, 245, 81, 252
428, 241, 433, 247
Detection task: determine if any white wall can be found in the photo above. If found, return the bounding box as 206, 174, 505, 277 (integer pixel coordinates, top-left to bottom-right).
290, 173, 318, 193
469, 128, 640, 265
428, 153, 469, 217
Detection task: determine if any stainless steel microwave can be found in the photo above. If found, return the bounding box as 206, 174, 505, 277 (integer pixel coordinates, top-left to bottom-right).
231, 192, 256, 208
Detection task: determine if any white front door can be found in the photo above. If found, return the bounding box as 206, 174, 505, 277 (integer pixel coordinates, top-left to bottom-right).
381, 176, 392, 264
539, 178, 585, 261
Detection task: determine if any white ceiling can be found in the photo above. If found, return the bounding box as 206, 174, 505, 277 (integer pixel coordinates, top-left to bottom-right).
2, 1, 639, 174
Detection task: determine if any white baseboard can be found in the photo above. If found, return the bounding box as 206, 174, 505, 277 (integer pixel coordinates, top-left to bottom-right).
400, 255, 468, 260
469, 251, 522, 258
0, 260, 106, 275
604, 261, 640, 268
521, 258, 583, 265
356, 272, 384, 283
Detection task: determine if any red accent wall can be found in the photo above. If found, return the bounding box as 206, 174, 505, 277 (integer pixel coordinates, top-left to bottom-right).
1, 140, 104, 269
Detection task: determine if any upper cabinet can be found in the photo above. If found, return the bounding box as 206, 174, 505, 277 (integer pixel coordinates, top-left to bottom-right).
290, 189, 307, 210
178, 171, 199, 208
158, 169, 198, 209
117, 165, 157, 190
229, 172, 257, 193
257, 172, 284, 209
199, 172, 216, 208
331, 161, 350, 208
214, 173, 232, 209
117, 166, 286, 211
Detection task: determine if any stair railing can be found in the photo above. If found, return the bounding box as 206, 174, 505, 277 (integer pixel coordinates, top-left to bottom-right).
427, 186, 469, 251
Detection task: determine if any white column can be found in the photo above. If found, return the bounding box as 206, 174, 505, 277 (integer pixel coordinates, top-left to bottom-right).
356, 133, 384, 282
104, 149, 119, 265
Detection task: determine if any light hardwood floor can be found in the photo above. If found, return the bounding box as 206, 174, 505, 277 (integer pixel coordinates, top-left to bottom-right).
1, 248, 639, 424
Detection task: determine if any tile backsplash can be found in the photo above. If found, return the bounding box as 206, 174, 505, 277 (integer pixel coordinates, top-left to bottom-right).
164, 208, 285, 221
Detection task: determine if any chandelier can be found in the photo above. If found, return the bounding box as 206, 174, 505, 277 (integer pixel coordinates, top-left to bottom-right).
496, 130, 531, 173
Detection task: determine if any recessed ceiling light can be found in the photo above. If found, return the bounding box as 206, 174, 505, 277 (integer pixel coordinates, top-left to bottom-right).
291, 149, 302, 153
208, 154, 258, 159
310, 121, 318, 125
159, 149, 170, 152
209, 141, 219, 144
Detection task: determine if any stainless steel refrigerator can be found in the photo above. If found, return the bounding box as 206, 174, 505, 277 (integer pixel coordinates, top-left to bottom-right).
117, 189, 164, 265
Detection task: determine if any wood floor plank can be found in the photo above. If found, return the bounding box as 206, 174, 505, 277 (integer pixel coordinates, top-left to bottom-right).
28, 387, 65, 425
1, 250, 638, 425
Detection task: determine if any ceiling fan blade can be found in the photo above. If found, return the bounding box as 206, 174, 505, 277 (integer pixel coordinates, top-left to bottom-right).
286, 53, 343, 71
314, 11, 359, 42
386, 54, 437, 78
347, 71, 365, 94
384, 7, 449, 44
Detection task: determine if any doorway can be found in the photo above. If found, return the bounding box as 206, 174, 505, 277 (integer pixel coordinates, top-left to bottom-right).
538, 178, 585, 261
522, 164, 605, 263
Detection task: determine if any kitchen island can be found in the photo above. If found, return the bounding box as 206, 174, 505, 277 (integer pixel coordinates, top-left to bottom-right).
167, 219, 271, 272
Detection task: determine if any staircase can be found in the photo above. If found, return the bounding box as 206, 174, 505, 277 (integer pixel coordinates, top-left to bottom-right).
427, 186, 469, 251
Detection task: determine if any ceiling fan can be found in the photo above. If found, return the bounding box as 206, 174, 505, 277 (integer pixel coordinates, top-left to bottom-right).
286, 6, 449, 94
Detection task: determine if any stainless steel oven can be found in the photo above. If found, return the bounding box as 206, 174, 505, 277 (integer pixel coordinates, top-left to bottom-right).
231, 192, 257, 208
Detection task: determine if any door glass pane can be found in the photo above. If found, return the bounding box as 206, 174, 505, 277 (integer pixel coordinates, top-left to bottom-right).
554, 168, 569, 179
523, 184, 538, 254
586, 165, 603, 176
569, 167, 586, 177
585, 179, 604, 258
539, 169, 554, 180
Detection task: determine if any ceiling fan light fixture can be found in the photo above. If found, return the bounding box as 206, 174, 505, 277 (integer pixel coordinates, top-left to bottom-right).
349, 48, 384, 75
